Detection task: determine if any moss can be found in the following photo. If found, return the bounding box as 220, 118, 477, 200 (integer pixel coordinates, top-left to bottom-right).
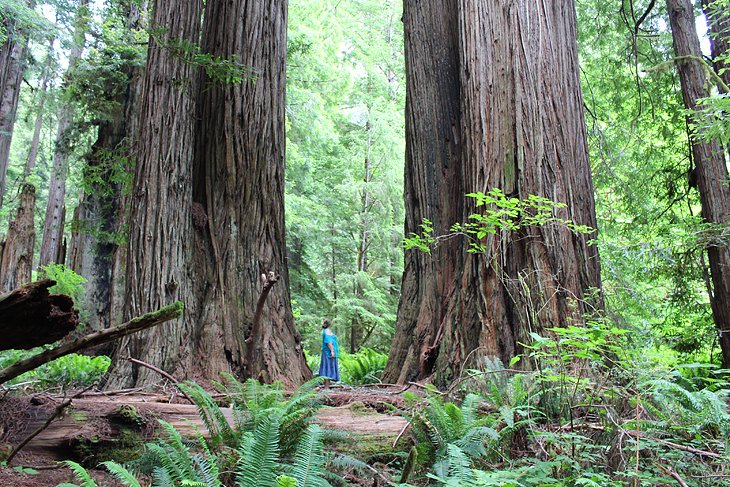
112, 404, 144, 425
72, 426, 145, 466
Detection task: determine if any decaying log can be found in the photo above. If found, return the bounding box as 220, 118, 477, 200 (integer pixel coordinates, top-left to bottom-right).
15, 394, 234, 461
0, 279, 78, 351
0, 301, 184, 385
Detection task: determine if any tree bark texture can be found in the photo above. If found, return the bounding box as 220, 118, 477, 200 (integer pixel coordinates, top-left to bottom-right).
104, 0, 203, 389
0, 183, 36, 292
701, 0, 730, 92
38, 0, 90, 267
192, 0, 310, 385
384, 0, 601, 386
0, 11, 30, 208
667, 0, 730, 368
0, 279, 78, 352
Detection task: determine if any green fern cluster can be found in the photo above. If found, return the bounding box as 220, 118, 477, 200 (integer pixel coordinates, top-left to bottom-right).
58, 377, 342, 487
339, 348, 388, 385
400, 391, 500, 482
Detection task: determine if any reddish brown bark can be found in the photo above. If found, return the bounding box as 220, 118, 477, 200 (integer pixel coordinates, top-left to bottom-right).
192, 0, 310, 385
0, 10, 30, 207
667, 0, 730, 368
104, 0, 203, 389
384, 0, 601, 386
0, 183, 35, 292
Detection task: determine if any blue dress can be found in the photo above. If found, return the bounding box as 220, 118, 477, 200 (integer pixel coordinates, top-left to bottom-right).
318, 328, 340, 381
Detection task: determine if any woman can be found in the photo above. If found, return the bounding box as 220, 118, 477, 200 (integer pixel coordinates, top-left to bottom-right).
318, 319, 340, 385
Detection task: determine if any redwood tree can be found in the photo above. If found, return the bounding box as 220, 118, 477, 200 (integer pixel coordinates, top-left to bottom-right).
105, 0, 203, 388
106, 0, 310, 387
667, 0, 730, 368
0, 6, 31, 207
192, 0, 310, 384
384, 0, 602, 386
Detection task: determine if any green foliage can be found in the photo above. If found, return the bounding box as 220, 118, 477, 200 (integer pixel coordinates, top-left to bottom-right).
0, 351, 109, 388
338, 348, 388, 385
39, 263, 87, 305
404, 190, 594, 255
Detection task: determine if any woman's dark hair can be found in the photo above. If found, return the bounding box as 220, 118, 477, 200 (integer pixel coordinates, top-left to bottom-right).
323, 319, 331, 327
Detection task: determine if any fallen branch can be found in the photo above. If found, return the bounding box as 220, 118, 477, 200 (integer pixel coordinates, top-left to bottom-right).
126, 357, 194, 404
624, 429, 722, 459
656, 465, 690, 487
0, 301, 184, 385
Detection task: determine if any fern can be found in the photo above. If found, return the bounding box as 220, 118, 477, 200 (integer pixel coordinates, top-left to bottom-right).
235, 411, 283, 487
179, 381, 237, 447
287, 424, 329, 487
59, 460, 97, 487
101, 461, 143, 487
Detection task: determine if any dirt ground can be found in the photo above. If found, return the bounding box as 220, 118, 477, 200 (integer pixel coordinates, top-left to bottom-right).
0, 385, 411, 486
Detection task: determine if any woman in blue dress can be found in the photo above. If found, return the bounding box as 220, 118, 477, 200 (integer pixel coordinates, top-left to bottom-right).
318, 319, 340, 385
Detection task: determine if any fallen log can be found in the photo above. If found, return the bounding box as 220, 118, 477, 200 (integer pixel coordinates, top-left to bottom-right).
0, 279, 78, 351
0, 301, 184, 385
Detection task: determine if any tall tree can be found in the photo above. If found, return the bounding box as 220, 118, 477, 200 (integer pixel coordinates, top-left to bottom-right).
39, 0, 90, 266
384, 0, 601, 386
105, 0, 203, 388
0, 1, 33, 208
191, 0, 310, 384
666, 0, 730, 367
702, 0, 730, 91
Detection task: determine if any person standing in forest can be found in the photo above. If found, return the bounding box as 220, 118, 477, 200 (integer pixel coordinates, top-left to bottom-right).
319, 319, 340, 385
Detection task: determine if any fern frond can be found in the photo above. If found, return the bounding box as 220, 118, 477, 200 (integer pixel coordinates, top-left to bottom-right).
101, 461, 143, 487
60, 460, 97, 487
235, 411, 282, 487
289, 424, 327, 487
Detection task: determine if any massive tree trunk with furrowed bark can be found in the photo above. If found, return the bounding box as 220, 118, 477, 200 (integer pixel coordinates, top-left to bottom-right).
106, 0, 310, 387
384, 0, 602, 387
192, 0, 310, 385
105, 0, 203, 388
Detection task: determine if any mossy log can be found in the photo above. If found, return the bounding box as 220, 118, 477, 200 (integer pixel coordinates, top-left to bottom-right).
14, 394, 234, 464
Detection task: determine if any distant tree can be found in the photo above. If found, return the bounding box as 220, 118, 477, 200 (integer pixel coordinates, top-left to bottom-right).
666, 0, 730, 368
39, 0, 90, 266
0, 0, 34, 208
384, 0, 602, 386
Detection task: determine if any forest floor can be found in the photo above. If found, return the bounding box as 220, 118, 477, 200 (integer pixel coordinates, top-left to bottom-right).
0, 385, 411, 486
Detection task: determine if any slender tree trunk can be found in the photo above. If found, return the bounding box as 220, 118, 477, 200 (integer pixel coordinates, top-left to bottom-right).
667, 0, 730, 368
384, 0, 601, 386
192, 0, 310, 385
0, 3, 32, 207
39, 0, 90, 267
701, 0, 730, 92
105, 0, 202, 389
68, 3, 145, 337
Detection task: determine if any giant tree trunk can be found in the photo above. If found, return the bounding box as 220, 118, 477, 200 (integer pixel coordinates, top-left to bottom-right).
38, 0, 90, 267
384, 0, 601, 386
104, 0, 203, 389
667, 0, 730, 368
191, 0, 310, 385
0, 7, 31, 207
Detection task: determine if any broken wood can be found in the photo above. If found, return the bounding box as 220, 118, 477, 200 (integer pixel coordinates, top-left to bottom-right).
126, 357, 194, 404
0, 279, 78, 350
0, 301, 184, 385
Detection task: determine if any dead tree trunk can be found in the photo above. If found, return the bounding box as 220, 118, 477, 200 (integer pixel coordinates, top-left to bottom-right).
667, 0, 730, 368
0, 279, 78, 352
0, 184, 35, 292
